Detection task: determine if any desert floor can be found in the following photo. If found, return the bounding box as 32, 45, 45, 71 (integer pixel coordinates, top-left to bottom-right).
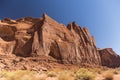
0, 68, 120, 80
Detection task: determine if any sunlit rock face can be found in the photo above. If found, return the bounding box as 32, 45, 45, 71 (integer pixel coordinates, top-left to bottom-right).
98, 48, 120, 68
0, 14, 119, 68
28, 14, 101, 65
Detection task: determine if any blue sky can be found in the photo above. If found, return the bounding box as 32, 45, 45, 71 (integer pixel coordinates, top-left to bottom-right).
0, 0, 120, 54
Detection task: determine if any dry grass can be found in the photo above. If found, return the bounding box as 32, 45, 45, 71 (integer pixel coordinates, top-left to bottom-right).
110, 69, 119, 75
76, 68, 96, 80
0, 68, 120, 80
58, 71, 74, 80
0, 70, 46, 80
88, 68, 102, 74
104, 73, 114, 80
47, 71, 57, 77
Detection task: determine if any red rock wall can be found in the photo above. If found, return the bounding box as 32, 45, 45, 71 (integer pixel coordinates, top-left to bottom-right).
0, 14, 120, 67
31, 14, 101, 65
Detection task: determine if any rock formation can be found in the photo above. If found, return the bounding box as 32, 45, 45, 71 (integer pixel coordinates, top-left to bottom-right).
99, 48, 120, 68
0, 13, 120, 68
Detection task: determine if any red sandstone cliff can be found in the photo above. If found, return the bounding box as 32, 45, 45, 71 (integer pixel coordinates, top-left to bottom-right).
0, 14, 119, 69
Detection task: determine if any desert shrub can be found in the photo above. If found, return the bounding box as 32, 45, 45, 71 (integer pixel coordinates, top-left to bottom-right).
104, 73, 113, 80
113, 70, 119, 74
105, 69, 119, 75
47, 71, 57, 77
34, 73, 47, 80
111, 69, 119, 74
89, 68, 102, 74
76, 68, 95, 80
58, 71, 74, 80
0, 70, 40, 80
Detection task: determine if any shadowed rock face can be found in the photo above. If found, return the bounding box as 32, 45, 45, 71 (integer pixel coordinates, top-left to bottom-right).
0, 25, 16, 41
0, 14, 119, 68
98, 48, 120, 68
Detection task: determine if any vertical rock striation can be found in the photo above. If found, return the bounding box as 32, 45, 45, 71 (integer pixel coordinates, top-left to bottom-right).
0, 14, 119, 68
30, 14, 101, 65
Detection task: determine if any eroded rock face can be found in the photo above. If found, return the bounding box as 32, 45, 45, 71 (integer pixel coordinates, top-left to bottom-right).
98, 48, 120, 68
67, 22, 101, 65
0, 25, 16, 41
0, 38, 16, 55
29, 14, 101, 65
0, 14, 119, 68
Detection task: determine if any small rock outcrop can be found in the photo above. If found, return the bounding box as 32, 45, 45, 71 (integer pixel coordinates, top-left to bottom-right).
0, 13, 119, 69
99, 48, 120, 68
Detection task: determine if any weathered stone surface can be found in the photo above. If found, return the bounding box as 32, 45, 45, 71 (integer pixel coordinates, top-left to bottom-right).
0, 25, 16, 41
98, 48, 120, 68
30, 14, 101, 65
0, 38, 16, 55
0, 25, 16, 55
0, 13, 119, 68
67, 22, 101, 65
14, 37, 33, 57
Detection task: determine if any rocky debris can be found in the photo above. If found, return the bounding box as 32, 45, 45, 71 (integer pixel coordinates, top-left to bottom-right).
0, 55, 52, 71
98, 48, 120, 68
0, 13, 119, 70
